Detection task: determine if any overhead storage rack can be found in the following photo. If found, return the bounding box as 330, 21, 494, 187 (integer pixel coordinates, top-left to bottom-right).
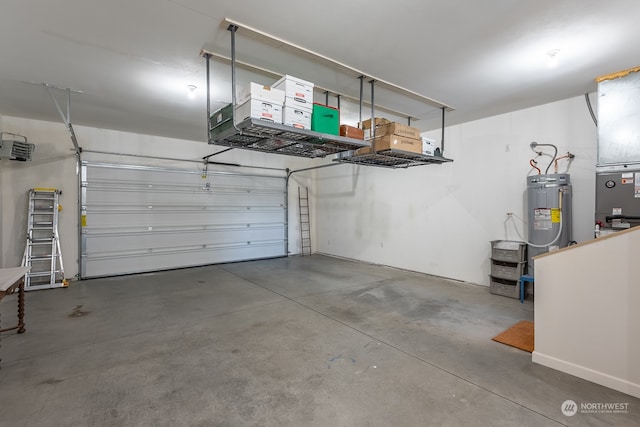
211, 118, 368, 159
203, 20, 453, 168
334, 148, 452, 168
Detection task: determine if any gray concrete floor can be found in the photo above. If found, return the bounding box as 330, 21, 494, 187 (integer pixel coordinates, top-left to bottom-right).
0, 255, 638, 427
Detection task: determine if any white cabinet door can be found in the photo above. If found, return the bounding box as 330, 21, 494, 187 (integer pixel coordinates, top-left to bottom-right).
80, 162, 286, 278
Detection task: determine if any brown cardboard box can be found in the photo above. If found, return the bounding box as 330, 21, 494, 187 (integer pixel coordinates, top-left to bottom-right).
361, 117, 390, 140
359, 118, 420, 140
360, 117, 390, 130
339, 125, 364, 140
357, 134, 422, 155
377, 122, 421, 139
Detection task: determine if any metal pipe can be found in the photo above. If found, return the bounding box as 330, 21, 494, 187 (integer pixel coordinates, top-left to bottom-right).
76, 151, 82, 280
288, 161, 345, 177
441, 107, 446, 155
206, 161, 241, 167
45, 85, 81, 155
530, 142, 558, 174
336, 95, 341, 110
228, 24, 241, 132
358, 76, 364, 127
408, 117, 411, 126
205, 53, 211, 141
67, 88, 71, 124
605, 214, 640, 223
585, 93, 598, 127
205, 161, 283, 172
325, 91, 329, 105
68, 124, 81, 155
203, 147, 234, 159
46, 86, 67, 126
370, 80, 376, 151
284, 168, 289, 255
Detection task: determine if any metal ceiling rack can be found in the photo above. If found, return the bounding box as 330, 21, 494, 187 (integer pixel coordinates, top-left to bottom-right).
211, 118, 368, 158
333, 79, 452, 168
203, 21, 453, 168
335, 149, 452, 169
204, 24, 367, 159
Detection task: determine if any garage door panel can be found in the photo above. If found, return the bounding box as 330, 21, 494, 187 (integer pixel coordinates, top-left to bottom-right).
83, 242, 285, 278
84, 210, 285, 227
81, 162, 287, 278
85, 186, 284, 206
86, 165, 283, 189
84, 226, 285, 252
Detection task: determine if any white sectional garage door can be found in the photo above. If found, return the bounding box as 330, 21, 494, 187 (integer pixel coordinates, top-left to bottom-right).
80, 161, 286, 278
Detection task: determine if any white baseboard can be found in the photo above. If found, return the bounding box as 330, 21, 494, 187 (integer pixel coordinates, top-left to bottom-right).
532, 351, 640, 399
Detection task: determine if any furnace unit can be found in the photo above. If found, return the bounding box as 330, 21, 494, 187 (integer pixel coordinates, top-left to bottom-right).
596, 67, 640, 233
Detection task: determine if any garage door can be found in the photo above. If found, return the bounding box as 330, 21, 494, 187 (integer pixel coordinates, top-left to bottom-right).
80, 161, 287, 278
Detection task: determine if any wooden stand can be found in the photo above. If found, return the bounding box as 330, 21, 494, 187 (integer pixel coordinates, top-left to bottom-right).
0, 267, 30, 334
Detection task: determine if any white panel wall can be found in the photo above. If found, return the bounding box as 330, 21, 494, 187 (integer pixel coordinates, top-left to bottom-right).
533, 227, 640, 399
315, 95, 598, 285
0, 116, 315, 277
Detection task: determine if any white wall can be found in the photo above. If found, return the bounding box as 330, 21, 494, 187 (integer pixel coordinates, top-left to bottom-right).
1, 118, 78, 275
0, 112, 3, 267
0, 116, 316, 276
532, 227, 640, 399
315, 95, 598, 285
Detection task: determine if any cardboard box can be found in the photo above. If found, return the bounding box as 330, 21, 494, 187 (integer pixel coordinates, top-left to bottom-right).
235, 98, 283, 123
378, 122, 421, 139
284, 96, 313, 112
272, 75, 314, 105
421, 137, 436, 156
366, 134, 422, 154
339, 124, 364, 140
360, 117, 390, 139
361, 119, 421, 140
283, 106, 312, 129
360, 117, 390, 130
240, 82, 285, 104
311, 104, 340, 135
360, 117, 390, 129
354, 146, 373, 156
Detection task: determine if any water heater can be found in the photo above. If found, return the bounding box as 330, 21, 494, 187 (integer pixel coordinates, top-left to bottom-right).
526, 174, 572, 275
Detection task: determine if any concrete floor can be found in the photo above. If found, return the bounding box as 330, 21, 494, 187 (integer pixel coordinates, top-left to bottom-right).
0, 255, 638, 427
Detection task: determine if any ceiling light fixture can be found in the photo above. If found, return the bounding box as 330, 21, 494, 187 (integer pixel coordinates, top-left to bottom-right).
546, 49, 560, 68
187, 84, 197, 99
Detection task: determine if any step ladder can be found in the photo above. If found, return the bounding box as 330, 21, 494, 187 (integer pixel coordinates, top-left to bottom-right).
21, 188, 67, 291
298, 187, 312, 256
